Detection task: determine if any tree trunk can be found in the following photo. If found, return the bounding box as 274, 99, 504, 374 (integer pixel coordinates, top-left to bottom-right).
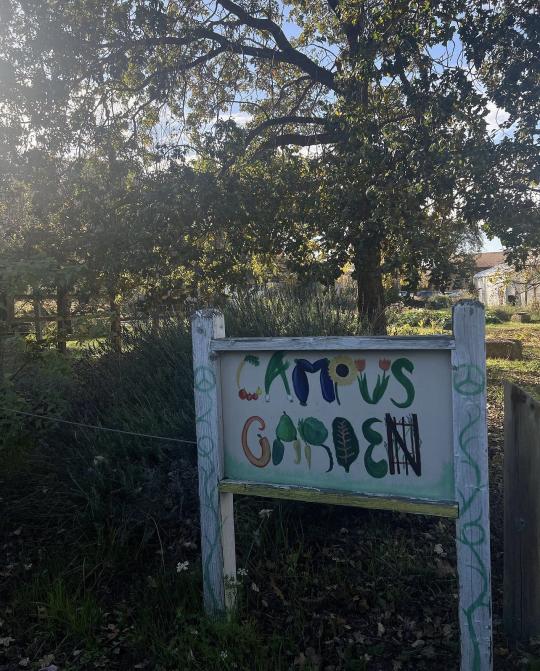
151, 309, 160, 336
353, 238, 387, 335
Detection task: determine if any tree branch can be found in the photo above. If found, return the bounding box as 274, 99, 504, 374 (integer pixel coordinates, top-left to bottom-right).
215, 0, 337, 89
259, 131, 339, 150
127, 33, 292, 65
327, 0, 361, 56
100, 19, 337, 91
245, 115, 327, 144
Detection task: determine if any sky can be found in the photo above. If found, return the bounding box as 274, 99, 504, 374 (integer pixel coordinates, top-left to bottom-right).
482, 234, 503, 252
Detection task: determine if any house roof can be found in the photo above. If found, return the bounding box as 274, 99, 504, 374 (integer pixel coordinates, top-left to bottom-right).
475, 251, 505, 270
473, 262, 510, 280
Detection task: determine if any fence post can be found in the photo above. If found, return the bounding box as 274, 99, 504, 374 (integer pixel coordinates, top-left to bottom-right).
504, 382, 540, 641
0, 292, 14, 330
109, 294, 122, 353
56, 284, 71, 353
452, 300, 493, 670
192, 309, 236, 615
33, 293, 43, 343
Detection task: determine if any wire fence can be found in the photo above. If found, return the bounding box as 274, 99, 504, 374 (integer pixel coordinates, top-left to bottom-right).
1, 407, 197, 445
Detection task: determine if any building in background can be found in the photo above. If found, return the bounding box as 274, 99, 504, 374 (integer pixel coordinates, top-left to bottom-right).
474, 254, 540, 307
474, 251, 505, 273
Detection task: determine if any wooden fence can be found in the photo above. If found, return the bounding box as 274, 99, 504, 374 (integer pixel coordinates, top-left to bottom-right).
0, 291, 165, 352
504, 382, 540, 641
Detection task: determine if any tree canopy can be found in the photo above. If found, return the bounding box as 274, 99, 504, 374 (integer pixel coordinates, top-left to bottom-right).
1, 1, 539, 330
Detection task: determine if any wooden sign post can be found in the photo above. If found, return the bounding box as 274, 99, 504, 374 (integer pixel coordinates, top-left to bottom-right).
192, 300, 492, 670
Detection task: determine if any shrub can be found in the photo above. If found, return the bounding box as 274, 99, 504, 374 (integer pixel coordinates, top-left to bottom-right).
223, 284, 366, 337
1, 285, 372, 538
386, 307, 451, 331
425, 294, 454, 309
484, 307, 520, 324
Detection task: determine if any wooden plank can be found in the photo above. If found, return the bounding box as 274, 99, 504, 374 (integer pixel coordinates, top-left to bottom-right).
452, 300, 492, 671
504, 382, 540, 641
211, 335, 455, 352
192, 310, 236, 616
219, 480, 458, 518
504, 382, 521, 640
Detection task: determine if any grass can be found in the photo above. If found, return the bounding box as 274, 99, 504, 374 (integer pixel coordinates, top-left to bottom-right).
486, 321, 540, 402
1, 297, 540, 669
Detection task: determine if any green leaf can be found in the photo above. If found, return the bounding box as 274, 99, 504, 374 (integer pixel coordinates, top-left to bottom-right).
332, 417, 360, 473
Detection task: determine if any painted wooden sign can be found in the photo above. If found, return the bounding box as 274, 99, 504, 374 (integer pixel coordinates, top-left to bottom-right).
192, 301, 492, 671
221, 349, 454, 503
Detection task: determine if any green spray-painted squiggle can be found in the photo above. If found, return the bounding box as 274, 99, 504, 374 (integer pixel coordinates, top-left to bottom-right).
456, 405, 482, 516
194, 364, 222, 613
453, 364, 490, 671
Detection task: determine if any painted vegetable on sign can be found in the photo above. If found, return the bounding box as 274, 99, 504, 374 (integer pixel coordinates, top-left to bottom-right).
298, 417, 334, 472
265, 352, 292, 401
272, 438, 285, 465
236, 354, 262, 400
331, 417, 360, 473
292, 358, 335, 405
233, 351, 429, 482
272, 412, 297, 465
276, 412, 297, 442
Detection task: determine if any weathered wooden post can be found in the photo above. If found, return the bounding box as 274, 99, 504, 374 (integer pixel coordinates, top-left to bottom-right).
452, 301, 492, 670
192, 309, 237, 615
504, 382, 540, 641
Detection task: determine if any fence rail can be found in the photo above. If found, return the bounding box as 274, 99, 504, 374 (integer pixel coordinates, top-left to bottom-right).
1, 290, 173, 351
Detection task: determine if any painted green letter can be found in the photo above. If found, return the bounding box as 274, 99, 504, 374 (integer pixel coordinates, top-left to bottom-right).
390, 357, 415, 409
362, 418, 388, 479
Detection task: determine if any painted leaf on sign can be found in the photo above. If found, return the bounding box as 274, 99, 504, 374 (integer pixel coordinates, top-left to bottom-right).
332, 417, 360, 473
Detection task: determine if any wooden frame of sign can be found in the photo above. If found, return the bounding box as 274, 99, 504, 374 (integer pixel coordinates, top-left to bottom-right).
192, 300, 492, 670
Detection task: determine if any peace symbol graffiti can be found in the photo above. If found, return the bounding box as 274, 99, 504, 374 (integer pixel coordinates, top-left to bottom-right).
194, 365, 216, 392
453, 364, 485, 396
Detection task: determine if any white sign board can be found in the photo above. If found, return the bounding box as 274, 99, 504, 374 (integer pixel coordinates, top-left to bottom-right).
192, 302, 492, 671
220, 350, 454, 502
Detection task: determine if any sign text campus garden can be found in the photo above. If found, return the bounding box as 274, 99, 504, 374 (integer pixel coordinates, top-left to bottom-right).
192, 301, 493, 671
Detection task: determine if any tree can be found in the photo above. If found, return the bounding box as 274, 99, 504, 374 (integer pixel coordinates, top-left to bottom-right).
0, 144, 299, 329
1, 1, 538, 331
